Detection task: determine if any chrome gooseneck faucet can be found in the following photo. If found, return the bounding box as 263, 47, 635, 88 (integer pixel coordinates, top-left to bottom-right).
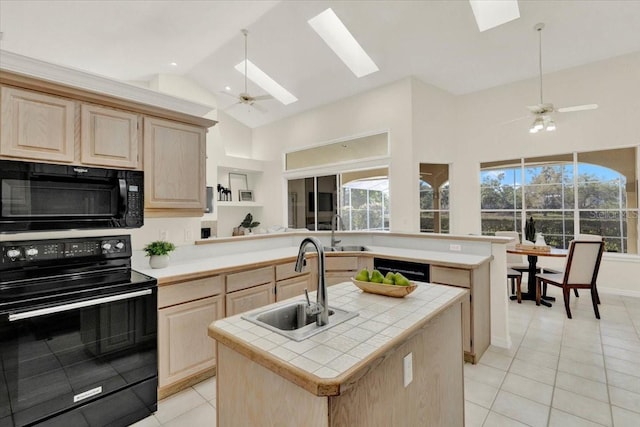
295, 236, 328, 326
331, 213, 344, 248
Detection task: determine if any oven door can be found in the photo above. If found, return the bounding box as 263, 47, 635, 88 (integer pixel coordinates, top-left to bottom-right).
0, 286, 157, 427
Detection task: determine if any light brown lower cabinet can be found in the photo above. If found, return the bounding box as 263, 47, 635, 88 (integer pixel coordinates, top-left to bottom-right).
158, 295, 224, 397
430, 262, 490, 364
225, 283, 275, 317
276, 275, 313, 301
324, 256, 372, 286
157, 275, 224, 398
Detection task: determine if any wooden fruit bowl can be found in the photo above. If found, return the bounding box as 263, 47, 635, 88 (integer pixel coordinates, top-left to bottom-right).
351, 278, 417, 298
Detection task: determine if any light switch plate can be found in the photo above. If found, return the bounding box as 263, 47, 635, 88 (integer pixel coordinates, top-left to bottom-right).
403, 353, 413, 387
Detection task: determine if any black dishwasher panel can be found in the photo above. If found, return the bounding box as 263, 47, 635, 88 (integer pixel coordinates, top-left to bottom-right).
373, 258, 430, 283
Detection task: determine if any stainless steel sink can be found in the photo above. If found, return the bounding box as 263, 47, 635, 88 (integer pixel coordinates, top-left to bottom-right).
242, 301, 358, 341
334, 245, 370, 252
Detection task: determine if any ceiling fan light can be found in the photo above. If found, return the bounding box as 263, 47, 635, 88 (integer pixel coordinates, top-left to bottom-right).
546, 120, 556, 131
529, 126, 539, 134
308, 8, 379, 78
469, 0, 520, 32
235, 59, 298, 105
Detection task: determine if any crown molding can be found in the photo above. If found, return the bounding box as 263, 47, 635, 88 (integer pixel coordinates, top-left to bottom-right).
0, 50, 215, 117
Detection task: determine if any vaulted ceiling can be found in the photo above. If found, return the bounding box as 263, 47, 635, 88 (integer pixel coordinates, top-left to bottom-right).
1, 1, 639, 128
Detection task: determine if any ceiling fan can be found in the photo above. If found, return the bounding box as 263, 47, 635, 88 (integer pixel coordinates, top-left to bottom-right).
220, 29, 272, 113
527, 23, 598, 133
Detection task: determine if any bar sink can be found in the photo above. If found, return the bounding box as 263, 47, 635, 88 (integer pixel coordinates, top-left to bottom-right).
242, 301, 358, 341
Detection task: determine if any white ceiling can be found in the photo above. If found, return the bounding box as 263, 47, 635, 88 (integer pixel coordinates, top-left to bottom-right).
1, 0, 640, 128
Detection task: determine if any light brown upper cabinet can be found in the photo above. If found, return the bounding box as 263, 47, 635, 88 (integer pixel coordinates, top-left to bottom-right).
143, 117, 206, 215
0, 86, 75, 163
80, 104, 139, 169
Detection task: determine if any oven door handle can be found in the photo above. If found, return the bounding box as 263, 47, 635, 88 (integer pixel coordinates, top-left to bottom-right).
8, 289, 153, 322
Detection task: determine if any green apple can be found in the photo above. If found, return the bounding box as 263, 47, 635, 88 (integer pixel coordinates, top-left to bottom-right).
394, 273, 411, 286
355, 268, 370, 282
370, 269, 384, 283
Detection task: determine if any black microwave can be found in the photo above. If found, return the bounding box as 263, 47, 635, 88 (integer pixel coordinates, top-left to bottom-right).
0, 159, 144, 232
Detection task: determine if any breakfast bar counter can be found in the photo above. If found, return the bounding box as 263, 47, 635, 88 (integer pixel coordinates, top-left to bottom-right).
208, 281, 468, 426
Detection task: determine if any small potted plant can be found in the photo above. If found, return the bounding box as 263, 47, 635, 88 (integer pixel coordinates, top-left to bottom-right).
143, 240, 176, 269
238, 213, 260, 235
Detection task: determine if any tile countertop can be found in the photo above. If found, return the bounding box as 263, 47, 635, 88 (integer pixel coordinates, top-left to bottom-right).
135, 245, 491, 284
208, 281, 468, 397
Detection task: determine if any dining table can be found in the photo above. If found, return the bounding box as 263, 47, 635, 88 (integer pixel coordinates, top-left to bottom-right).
506, 246, 568, 307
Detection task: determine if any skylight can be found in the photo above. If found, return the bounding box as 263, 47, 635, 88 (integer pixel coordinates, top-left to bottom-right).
469, 0, 520, 32
308, 8, 379, 78
234, 59, 298, 105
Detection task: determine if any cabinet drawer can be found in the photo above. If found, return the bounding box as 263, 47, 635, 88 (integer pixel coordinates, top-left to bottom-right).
431, 266, 471, 288
159, 275, 223, 308
275, 261, 310, 281
325, 256, 359, 271
276, 275, 314, 302
226, 283, 275, 317
226, 266, 274, 293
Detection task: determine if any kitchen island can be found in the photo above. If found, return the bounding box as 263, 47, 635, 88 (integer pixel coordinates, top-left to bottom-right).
208, 281, 468, 426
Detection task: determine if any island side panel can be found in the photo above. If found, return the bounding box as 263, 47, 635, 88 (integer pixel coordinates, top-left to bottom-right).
216, 343, 329, 427
328, 303, 464, 427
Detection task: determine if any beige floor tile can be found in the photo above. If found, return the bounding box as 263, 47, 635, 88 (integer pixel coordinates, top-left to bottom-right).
464, 377, 499, 409
555, 371, 609, 402
491, 390, 550, 427
128, 415, 161, 427
154, 387, 206, 424
464, 362, 507, 388
465, 400, 489, 427
606, 369, 640, 394
600, 327, 639, 341
609, 386, 640, 414
611, 406, 640, 427
601, 335, 640, 353
557, 358, 606, 383
560, 346, 604, 367
509, 358, 557, 386
548, 408, 607, 427
193, 376, 217, 401
479, 349, 514, 371
500, 372, 553, 406
603, 344, 640, 364
482, 411, 530, 427
162, 402, 216, 427
514, 346, 559, 370
552, 388, 612, 426
605, 356, 640, 378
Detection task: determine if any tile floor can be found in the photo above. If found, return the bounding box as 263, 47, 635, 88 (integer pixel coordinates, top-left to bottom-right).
132, 285, 640, 426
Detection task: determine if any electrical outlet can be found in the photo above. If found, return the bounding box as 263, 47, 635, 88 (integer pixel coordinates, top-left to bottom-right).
403, 353, 413, 387
185, 229, 193, 241
159, 230, 168, 241
449, 244, 462, 252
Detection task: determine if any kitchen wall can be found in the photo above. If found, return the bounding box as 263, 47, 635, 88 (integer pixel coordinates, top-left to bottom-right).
246, 52, 640, 295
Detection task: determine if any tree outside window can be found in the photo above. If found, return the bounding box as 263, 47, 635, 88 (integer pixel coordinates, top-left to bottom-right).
480, 148, 639, 254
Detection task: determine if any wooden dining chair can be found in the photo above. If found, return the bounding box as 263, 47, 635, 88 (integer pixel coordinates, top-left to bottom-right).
541, 234, 603, 299
507, 268, 523, 303
535, 241, 604, 319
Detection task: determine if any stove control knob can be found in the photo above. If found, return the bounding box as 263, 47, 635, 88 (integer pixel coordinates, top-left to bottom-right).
102, 243, 112, 251
6, 249, 21, 259
25, 248, 39, 257
115, 242, 125, 250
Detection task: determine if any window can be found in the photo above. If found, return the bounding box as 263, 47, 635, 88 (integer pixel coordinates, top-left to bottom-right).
420, 163, 450, 233
340, 170, 389, 231
287, 169, 389, 231
480, 148, 639, 254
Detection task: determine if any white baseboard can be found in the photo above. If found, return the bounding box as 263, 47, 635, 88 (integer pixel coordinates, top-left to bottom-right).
598, 287, 640, 298
491, 335, 512, 349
